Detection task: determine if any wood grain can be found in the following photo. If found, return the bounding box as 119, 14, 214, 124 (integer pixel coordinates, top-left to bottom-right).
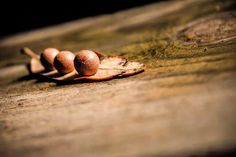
1, 0, 236, 157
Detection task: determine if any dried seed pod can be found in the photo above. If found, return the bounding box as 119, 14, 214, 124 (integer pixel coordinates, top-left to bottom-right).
40, 48, 59, 70
74, 50, 100, 76
54, 51, 75, 74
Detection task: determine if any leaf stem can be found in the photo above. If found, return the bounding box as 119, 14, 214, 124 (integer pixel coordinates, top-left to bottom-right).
20, 47, 40, 60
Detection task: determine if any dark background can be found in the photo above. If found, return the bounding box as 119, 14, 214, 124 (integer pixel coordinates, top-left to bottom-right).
0, 0, 161, 38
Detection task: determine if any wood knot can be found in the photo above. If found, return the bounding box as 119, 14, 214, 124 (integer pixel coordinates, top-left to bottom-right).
176, 12, 236, 46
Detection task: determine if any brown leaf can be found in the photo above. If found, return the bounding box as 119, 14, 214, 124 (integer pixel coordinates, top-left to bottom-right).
21, 47, 145, 82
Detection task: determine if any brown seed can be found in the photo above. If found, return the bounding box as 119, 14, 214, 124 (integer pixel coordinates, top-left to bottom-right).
74, 50, 100, 76
40, 48, 59, 70
54, 51, 75, 74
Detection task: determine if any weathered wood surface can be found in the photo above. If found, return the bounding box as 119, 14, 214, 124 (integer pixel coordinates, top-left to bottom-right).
1, 0, 236, 156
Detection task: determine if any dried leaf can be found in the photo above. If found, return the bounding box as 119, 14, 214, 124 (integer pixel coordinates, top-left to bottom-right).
21, 47, 144, 82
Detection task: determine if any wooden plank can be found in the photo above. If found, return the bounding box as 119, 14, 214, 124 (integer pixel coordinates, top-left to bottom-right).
1, 0, 236, 156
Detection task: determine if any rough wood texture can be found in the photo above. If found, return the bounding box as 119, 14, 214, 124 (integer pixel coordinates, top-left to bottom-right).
1, 0, 236, 157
